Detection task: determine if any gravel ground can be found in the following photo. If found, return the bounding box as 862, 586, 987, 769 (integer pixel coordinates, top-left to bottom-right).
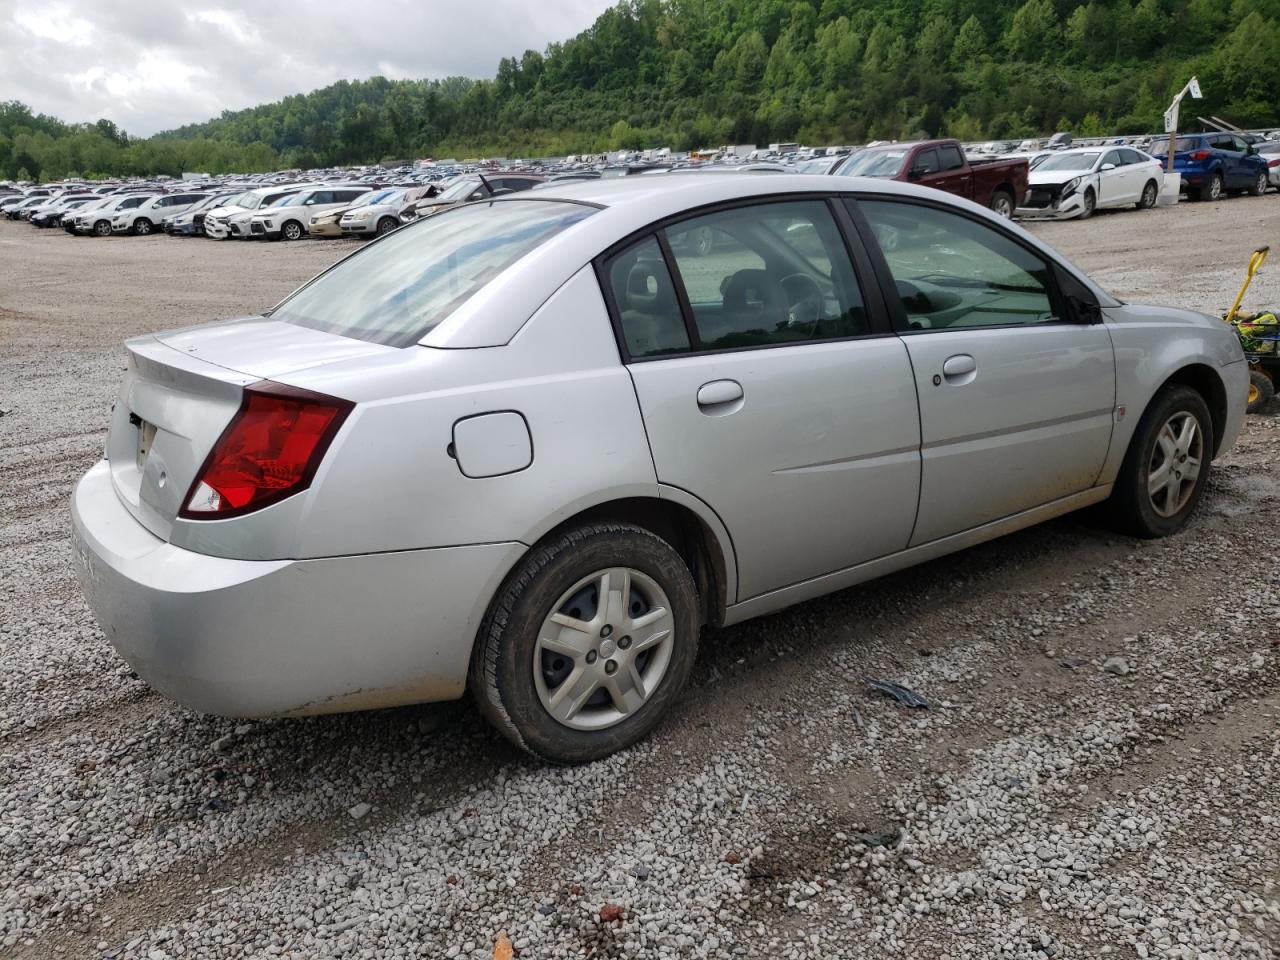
1, 194, 1278, 960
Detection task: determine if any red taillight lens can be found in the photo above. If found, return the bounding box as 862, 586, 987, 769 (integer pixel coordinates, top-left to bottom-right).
1190, 149, 1212, 161
180, 382, 353, 519
1269, 158, 1280, 168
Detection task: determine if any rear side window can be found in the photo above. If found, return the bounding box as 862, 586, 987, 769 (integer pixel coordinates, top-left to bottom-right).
605, 237, 691, 358
272, 200, 595, 347
939, 145, 965, 170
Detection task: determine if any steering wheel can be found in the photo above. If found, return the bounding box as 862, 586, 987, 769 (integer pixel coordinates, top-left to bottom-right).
779, 273, 825, 329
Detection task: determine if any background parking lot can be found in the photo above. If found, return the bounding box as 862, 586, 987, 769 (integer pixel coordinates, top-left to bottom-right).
2, 195, 1278, 958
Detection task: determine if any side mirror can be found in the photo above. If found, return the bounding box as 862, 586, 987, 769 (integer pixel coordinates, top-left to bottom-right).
1246, 144, 1256, 155
907, 165, 924, 180
1100, 163, 1116, 171
1067, 294, 1102, 324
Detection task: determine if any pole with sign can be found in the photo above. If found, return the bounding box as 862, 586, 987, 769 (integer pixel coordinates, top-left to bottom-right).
1165, 76, 1204, 178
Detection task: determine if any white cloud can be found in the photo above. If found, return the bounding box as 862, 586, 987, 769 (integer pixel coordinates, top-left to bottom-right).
1, 0, 612, 136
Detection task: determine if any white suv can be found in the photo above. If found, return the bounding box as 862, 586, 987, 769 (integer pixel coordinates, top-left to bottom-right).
74, 195, 155, 236
204, 185, 311, 239
111, 193, 211, 236
249, 185, 372, 240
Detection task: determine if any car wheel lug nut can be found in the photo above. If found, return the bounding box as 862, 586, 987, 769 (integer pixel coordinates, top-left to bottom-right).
605, 660, 618, 675
619, 636, 631, 650
600, 624, 613, 638
586, 651, 598, 664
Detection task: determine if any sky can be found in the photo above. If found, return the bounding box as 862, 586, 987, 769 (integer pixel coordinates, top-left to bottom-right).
2, 0, 612, 137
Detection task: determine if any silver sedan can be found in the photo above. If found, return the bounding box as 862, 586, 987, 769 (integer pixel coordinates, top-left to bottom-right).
72, 175, 1247, 763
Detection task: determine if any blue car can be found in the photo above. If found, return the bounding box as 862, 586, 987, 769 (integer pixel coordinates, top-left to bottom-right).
1149, 132, 1269, 201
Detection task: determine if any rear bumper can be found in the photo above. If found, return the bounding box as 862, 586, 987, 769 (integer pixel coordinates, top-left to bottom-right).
71, 460, 523, 717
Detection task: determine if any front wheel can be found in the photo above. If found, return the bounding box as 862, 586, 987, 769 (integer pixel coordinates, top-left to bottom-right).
281, 220, 303, 241
470, 523, 699, 764
1078, 188, 1096, 219
93, 220, 111, 237
376, 216, 397, 236
988, 189, 1014, 219
133, 219, 153, 236
1137, 180, 1158, 209
1107, 385, 1213, 538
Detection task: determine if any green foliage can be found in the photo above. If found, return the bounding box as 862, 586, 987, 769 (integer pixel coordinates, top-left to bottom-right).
5, 0, 1280, 180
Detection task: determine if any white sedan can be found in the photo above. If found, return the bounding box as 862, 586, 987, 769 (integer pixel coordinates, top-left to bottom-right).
1017, 147, 1163, 219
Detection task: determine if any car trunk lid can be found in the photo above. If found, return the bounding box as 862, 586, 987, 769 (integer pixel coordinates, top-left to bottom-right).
108, 318, 391, 540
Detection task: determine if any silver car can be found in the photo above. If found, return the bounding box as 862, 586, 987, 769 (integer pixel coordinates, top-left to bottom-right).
72, 176, 1248, 763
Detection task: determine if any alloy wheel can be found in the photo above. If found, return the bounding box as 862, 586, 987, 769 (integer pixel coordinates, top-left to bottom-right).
533, 567, 675, 731
1209, 175, 1222, 200
1147, 412, 1202, 518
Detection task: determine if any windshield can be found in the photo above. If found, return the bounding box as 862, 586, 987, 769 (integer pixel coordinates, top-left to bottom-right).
835, 149, 908, 178
1037, 152, 1099, 172
350, 190, 390, 207
242, 194, 263, 210
439, 178, 481, 201
272, 193, 305, 207
273, 200, 595, 347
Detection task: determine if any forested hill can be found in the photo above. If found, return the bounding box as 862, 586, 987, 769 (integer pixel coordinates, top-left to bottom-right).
5, 0, 1280, 180
150, 0, 1280, 163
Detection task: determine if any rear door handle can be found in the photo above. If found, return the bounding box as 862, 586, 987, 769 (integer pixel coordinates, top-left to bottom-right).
696, 379, 744, 412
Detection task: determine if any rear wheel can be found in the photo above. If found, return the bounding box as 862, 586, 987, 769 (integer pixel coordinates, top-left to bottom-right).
1200, 172, 1223, 202
133, 218, 153, 236
1248, 369, 1275, 413
281, 220, 303, 241
1107, 385, 1213, 538
470, 523, 699, 764
1249, 171, 1269, 197
988, 189, 1014, 219
1137, 180, 1158, 209
376, 216, 397, 236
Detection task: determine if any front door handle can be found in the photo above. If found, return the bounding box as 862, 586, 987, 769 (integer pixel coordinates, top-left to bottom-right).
696, 379, 744, 413
941, 354, 977, 384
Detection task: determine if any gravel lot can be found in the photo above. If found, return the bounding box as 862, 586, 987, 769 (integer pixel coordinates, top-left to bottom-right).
2, 194, 1278, 960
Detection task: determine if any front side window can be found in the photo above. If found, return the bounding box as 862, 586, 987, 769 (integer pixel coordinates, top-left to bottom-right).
913, 149, 940, 175
661, 200, 868, 350
272, 200, 595, 347
857, 199, 1058, 330
1102, 150, 1123, 168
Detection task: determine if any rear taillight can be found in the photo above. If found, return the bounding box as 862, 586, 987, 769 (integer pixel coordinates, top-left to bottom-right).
1269, 159, 1280, 168
180, 382, 353, 519
1190, 150, 1212, 161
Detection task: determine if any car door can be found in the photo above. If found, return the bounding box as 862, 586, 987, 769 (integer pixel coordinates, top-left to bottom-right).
849, 196, 1115, 546
606, 198, 922, 602
1229, 135, 1261, 187
1097, 150, 1127, 206
921, 144, 973, 199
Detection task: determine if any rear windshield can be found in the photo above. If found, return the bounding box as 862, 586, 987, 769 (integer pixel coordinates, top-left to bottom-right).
1147, 137, 1201, 153
271, 199, 596, 347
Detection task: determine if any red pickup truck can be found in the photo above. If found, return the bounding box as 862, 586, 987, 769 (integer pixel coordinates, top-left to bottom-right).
833, 138, 1029, 218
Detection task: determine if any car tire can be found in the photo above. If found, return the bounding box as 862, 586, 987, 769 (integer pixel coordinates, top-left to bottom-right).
1200, 172, 1223, 202
1248, 369, 1275, 413
469, 522, 700, 764
93, 220, 111, 237
988, 189, 1014, 219
1079, 188, 1096, 219
376, 216, 397, 236
1137, 180, 1159, 209
133, 219, 153, 236
281, 220, 303, 241
1107, 384, 1214, 539
1249, 171, 1268, 197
